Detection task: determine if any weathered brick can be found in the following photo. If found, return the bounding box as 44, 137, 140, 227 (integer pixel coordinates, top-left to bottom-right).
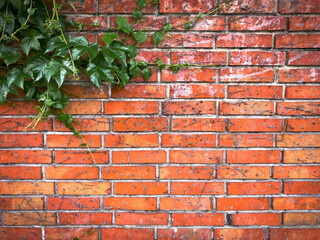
115, 213, 168, 225
159, 0, 213, 13
45, 228, 98, 240
158, 33, 214, 48
0, 166, 41, 179
172, 213, 224, 226
277, 102, 320, 116
104, 101, 159, 115
287, 118, 320, 132
61, 85, 108, 99
170, 150, 223, 163
278, 69, 320, 83
111, 85, 166, 98
0, 182, 54, 195
276, 34, 320, 48
102, 228, 154, 240
278, 0, 320, 13
104, 197, 157, 210
220, 68, 275, 82
55, 118, 109, 132
228, 86, 283, 99
45, 166, 99, 179
217, 166, 271, 179
286, 86, 320, 99
0, 118, 52, 132
217, 197, 270, 210
230, 51, 285, 65
113, 117, 168, 132
283, 213, 320, 225
217, 34, 272, 48
102, 166, 156, 179
0, 101, 39, 115
63, 101, 102, 114
229, 119, 282, 132
219, 101, 274, 115
221, 0, 276, 13
113, 150, 166, 164
171, 118, 226, 132
55, 150, 109, 164
230, 16, 286, 31
0, 227, 42, 240
288, 51, 320, 65
219, 134, 274, 147
170, 16, 226, 31
161, 68, 216, 82
163, 101, 216, 115
114, 182, 168, 195
274, 166, 320, 179
46, 134, 101, 148
59, 212, 112, 225
284, 181, 320, 194
228, 182, 281, 195
276, 134, 320, 147
171, 182, 224, 195
289, 17, 320, 31
171, 51, 227, 65
0, 150, 51, 164
273, 197, 320, 210
47, 197, 100, 210
0, 134, 43, 148
230, 213, 281, 226
270, 229, 320, 240
57, 182, 111, 195
99, 0, 154, 13
2, 212, 56, 226
227, 150, 281, 163
0, 197, 43, 210
215, 229, 267, 240
110, 16, 166, 31
162, 134, 216, 147
160, 197, 213, 210
283, 150, 320, 163
160, 166, 214, 179
104, 134, 159, 148
170, 84, 225, 98
158, 228, 211, 240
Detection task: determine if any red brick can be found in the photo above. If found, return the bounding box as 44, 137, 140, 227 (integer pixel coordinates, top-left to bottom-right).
221, 0, 276, 13
274, 166, 320, 179
110, 16, 166, 31
104, 197, 156, 210
45, 228, 98, 240
104, 134, 158, 148
229, 119, 282, 132
0, 182, 54, 195
113, 150, 166, 164
219, 101, 274, 115
217, 166, 271, 179
104, 101, 159, 115
230, 51, 285, 65
219, 134, 274, 147
170, 84, 225, 98
277, 102, 320, 116
160, 0, 213, 13
162, 134, 216, 147
217, 197, 270, 210
171, 51, 227, 65
0, 166, 41, 179
113, 117, 168, 132
276, 134, 320, 147
270, 229, 320, 240
220, 68, 275, 82
276, 34, 320, 48
61, 85, 108, 99
102, 166, 156, 179
228, 86, 283, 99
278, 0, 320, 13
46, 134, 101, 148
64, 101, 101, 114
283, 213, 320, 225
288, 51, 320, 65
163, 101, 216, 115
55, 150, 109, 164
67, 16, 107, 31
170, 16, 226, 31
0, 197, 43, 210
59, 0, 95, 13
228, 182, 281, 195
102, 228, 154, 240
99, 0, 154, 13
55, 118, 109, 132
230, 213, 281, 225
286, 86, 320, 99
230, 16, 286, 31
161, 68, 216, 82
170, 150, 223, 163
0, 118, 52, 131
217, 34, 272, 48
279, 69, 320, 83
0, 101, 39, 115
2, 212, 56, 226
160, 166, 214, 179
289, 17, 320, 31
136, 50, 168, 63
159, 33, 214, 48
284, 181, 320, 194
111, 85, 166, 98
283, 150, 320, 163
114, 182, 168, 195
158, 228, 211, 240
215, 229, 267, 240
0, 227, 42, 240
57, 182, 111, 195
0, 150, 51, 164
59, 212, 111, 225
0, 134, 43, 147
227, 150, 281, 163
172, 118, 225, 132
287, 118, 320, 132
273, 197, 320, 210
45, 166, 99, 179
47, 197, 100, 210
172, 213, 224, 226
115, 213, 168, 225
171, 182, 224, 195
160, 197, 212, 210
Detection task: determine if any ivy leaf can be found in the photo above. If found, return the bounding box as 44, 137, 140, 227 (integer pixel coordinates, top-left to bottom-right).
155, 59, 165, 72
142, 68, 152, 80
197, 12, 205, 19
7, 68, 31, 89
152, 31, 164, 47
57, 112, 73, 124
48, 90, 69, 109
133, 9, 142, 21
116, 17, 133, 34
163, 23, 172, 33
102, 32, 118, 46
152, 0, 159, 4
185, 22, 193, 31
26, 55, 48, 81
169, 65, 180, 74
134, 31, 147, 46
45, 60, 73, 87
10, 0, 22, 9
46, 36, 67, 54
0, 45, 21, 66
102, 41, 129, 66
137, 0, 147, 8
77, 0, 84, 6
24, 85, 36, 102
21, 30, 44, 55
0, 76, 9, 104
86, 59, 115, 88
126, 45, 138, 58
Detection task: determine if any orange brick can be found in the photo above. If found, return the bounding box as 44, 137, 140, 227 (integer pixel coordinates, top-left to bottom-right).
64, 101, 101, 114
0, 227, 42, 240
219, 101, 274, 115
45, 228, 98, 240
283, 150, 320, 163
102, 228, 154, 239
162, 134, 216, 147
220, 68, 275, 82
284, 213, 320, 225
270, 228, 320, 240
113, 117, 168, 132
217, 166, 271, 179
288, 51, 320, 65
47, 197, 100, 210
274, 166, 320, 179
171, 51, 227, 65
113, 150, 166, 164
215, 229, 267, 240
229, 119, 282, 132
104, 134, 158, 148
114, 182, 168, 195
273, 197, 320, 210
161, 69, 216, 82
0, 182, 54, 195
59, 212, 112, 225
286, 86, 320, 99
230, 213, 281, 225
55, 150, 109, 164
2, 212, 56, 226
61, 84, 108, 98
160, 197, 212, 211
104, 101, 159, 114
228, 182, 281, 195
276, 134, 320, 147
171, 182, 224, 195
160, 166, 214, 180
170, 85, 225, 98
111, 85, 166, 98
0, 118, 52, 131
172, 213, 224, 226
228, 86, 283, 99
115, 213, 168, 225
279, 68, 320, 83
171, 118, 225, 132
158, 228, 211, 240
287, 118, 320, 132
217, 197, 270, 211
284, 181, 320, 194
0, 197, 43, 210
46, 134, 101, 148
57, 182, 111, 195
102, 166, 156, 179
0, 134, 43, 147
227, 150, 281, 163
0, 101, 39, 115
163, 101, 216, 115
0, 166, 41, 179
136, 50, 168, 63
170, 150, 223, 163
104, 197, 156, 210
277, 102, 320, 115
0, 150, 52, 164
55, 118, 109, 132
45, 166, 99, 179
219, 134, 274, 147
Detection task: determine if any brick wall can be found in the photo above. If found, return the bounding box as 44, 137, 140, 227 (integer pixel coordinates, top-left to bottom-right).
0, 0, 320, 239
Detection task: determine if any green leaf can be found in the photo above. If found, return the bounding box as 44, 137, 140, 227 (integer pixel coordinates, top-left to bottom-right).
142, 68, 152, 81
102, 32, 118, 46
25, 56, 48, 81
46, 36, 67, 53
0, 76, 9, 104
155, 59, 166, 72
134, 31, 147, 46
197, 12, 205, 19
126, 45, 138, 58
45, 60, 73, 87
68, 0, 76, 11
24, 86, 36, 101
69, 36, 98, 61
163, 23, 172, 33
152, 31, 164, 47
10, 0, 21, 9
20, 30, 44, 55
152, 0, 159, 4
185, 22, 193, 31
86, 60, 115, 88
169, 65, 180, 74
57, 113, 73, 123
116, 17, 133, 34
137, 0, 147, 8
77, 0, 84, 6
102, 41, 130, 65
0, 45, 21, 66
7, 68, 30, 89
133, 9, 142, 21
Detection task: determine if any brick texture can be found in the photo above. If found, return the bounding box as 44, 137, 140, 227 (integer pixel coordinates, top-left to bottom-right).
1, 0, 320, 239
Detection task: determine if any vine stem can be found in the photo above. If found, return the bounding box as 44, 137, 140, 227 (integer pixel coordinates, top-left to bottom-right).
11, 0, 33, 39
0, 0, 9, 41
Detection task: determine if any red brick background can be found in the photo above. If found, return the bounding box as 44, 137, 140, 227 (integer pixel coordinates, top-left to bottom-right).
0, 0, 320, 239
